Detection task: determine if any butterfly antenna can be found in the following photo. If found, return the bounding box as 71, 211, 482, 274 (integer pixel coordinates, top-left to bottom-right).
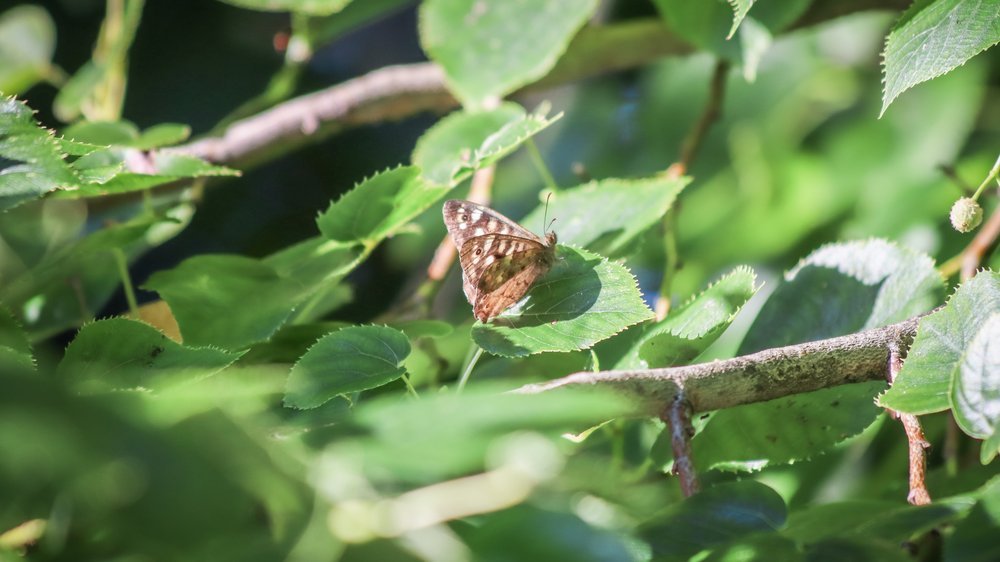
542, 192, 554, 234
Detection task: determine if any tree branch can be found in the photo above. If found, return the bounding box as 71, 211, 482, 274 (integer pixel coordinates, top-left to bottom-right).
517, 316, 921, 416
664, 394, 700, 496
169, 0, 907, 170
886, 343, 932, 505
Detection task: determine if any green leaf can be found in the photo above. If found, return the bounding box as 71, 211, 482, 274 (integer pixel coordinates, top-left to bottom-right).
803, 538, 914, 562
62, 120, 141, 145
133, 123, 191, 149
57, 318, 242, 392
653, 0, 809, 80
784, 498, 971, 546
143, 255, 310, 350
0, 5, 56, 94
519, 175, 690, 258
880, 271, 1000, 414
0, 201, 187, 339
348, 383, 631, 481
692, 240, 941, 471
462, 506, 641, 562
216, 0, 352, 15
640, 481, 786, 560
472, 246, 653, 357
412, 103, 524, 185
637, 267, 758, 368
284, 325, 410, 409
0, 304, 33, 371
1, 98, 234, 208
881, 0, 1000, 116
466, 105, 562, 172
944, 477, 1000, 562
317, 166, 449, 245
420, 0, 599, 107
144, 236, 364, 352
674, 382, 885, 471
726, 0, 755, 38
952, 313, 1000, 440
0, 96, 78, 211
57, 150, 239, 199
62, 120, 191, 150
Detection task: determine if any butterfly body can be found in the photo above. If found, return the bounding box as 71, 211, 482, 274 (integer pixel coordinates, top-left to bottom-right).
443, 200, 557, 322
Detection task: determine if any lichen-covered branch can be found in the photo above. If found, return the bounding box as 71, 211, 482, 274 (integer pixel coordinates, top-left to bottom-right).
518, 316, 921, 416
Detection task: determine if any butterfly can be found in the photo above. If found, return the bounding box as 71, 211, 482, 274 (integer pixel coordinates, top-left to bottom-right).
443, 200, 557, 322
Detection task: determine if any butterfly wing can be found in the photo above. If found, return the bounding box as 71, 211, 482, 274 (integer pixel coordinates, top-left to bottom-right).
443, 200, 556, 322
442, 200, 543, 249
457, 234, 556, 321
473, 245, 556, 321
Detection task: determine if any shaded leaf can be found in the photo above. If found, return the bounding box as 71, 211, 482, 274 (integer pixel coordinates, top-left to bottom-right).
881, 0, 1000, 116
462, 506, 641, 562
57, 318, 242, 392
420, 0, 599, 107
346, 382, 632, 481
0, 304, 33, 371
472, 246, 653, 357
284, 325, 410, 409
880, 271, 1000, 414
519, 175, 690, 258
143, 255, 310, 350
640, 481, 786, 560
317, 166, 449, 245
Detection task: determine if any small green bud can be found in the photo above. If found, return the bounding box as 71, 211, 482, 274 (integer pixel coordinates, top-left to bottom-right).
950, 197, 983, 233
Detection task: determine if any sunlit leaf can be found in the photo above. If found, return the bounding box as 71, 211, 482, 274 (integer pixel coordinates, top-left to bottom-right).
472, 246, 653, 357
880, 271, 1000, 414
881, 0, 1000, 116
420, 0, 599, 107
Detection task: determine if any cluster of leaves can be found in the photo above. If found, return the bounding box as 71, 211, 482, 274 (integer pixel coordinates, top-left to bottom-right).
1, 0, 999, 561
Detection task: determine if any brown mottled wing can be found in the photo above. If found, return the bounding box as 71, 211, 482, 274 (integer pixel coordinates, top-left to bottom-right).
442, 200, 542, 250
472, 245, 555, 321
443, 200, 555, 321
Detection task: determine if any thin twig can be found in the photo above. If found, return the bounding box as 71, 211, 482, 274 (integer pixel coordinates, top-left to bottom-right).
664, 394, 700, 496
886, 343, 932, 505
656, 60, 730, 320
517, 315, 922, 416
672, 60, 730, 178
960, 198, 1000, 281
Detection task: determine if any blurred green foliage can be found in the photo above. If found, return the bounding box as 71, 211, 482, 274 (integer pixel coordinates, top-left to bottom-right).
1, 0, 998, 560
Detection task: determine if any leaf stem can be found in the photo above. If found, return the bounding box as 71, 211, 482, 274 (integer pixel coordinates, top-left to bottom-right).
526, 138, 559, 190
971, 152, 1000, 201
112, 248, 139, 316
457, 345, 485, 392
400, 373, 420, 398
